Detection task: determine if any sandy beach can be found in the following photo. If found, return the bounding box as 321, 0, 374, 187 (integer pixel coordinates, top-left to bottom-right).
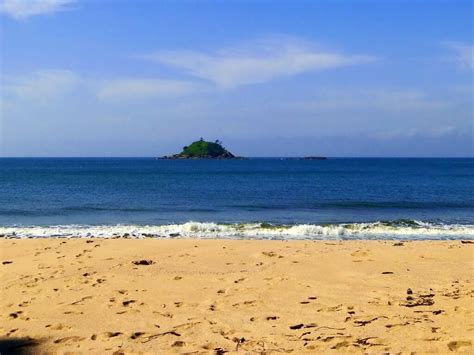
1, 238, 472, 354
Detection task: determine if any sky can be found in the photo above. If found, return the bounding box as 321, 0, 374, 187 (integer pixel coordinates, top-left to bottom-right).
0, 0, 473, 157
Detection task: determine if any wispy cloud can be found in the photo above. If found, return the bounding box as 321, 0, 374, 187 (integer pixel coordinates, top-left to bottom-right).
372, 126, 459, 140
2, 70, 80, 103
0, 0, 76, 20
2, 70, 201, 103
96, 78, 200, 101
285, 89, 450, 112
141, 36, 377, 88
442, 41, 474, 70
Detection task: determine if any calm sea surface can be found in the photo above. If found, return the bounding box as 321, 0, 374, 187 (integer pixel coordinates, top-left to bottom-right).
0, 158, 473, 239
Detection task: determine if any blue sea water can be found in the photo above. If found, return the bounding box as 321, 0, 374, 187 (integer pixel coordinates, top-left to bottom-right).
0, 158, 473, 239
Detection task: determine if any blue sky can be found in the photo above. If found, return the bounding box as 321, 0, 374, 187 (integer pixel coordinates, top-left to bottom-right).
0, 0, 472, 157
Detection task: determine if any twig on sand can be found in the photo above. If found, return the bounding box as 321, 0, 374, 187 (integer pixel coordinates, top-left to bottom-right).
232, 337, 245, 351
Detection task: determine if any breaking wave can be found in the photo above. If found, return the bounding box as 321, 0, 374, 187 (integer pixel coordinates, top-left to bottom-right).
1, 220, 473, 240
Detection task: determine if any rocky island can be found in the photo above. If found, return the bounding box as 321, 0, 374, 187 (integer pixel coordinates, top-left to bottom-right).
302, 156, 327, 160
160, 139, 243, 159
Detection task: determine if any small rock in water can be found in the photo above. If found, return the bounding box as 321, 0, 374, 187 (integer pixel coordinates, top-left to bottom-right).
169, 233, 181, 238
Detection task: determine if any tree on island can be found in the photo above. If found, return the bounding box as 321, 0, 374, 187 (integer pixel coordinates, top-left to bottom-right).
161, 139, 240, 159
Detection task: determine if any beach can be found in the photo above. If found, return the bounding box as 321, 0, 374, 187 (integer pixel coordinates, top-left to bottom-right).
1, 238, 472, 353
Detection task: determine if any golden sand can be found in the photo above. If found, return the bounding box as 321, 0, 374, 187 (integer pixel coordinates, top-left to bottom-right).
1, 239, 473, 353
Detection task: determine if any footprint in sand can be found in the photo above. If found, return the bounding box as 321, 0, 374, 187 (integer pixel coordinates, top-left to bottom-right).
266, 316, 279, 320
262, 251, 277, 257
105, 332, 123, 338
172, 340, 186, 347
46, 323, 71, 331
9, 311, 21, 319
122, 300, 136, 307
54, 336, 85, 344
64, 311, 84, 315
353, 316, 387, 327
18, 301, 29, 308
350, 249, 374, 262
92, 332, 125, 341
447, 340, 472, 352
92, 277, 106, 286
130, 332, 147, 340
132, 259, 154, 266
9, 310, 30, 320
232, 300, 256, 308
6, 328, 19, 336
70, 296, 93, 305
153, 311, 173, 318
331, 340, 351, 350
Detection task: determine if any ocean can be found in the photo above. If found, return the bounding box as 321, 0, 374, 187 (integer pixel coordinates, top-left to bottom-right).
0, 158, 473, 240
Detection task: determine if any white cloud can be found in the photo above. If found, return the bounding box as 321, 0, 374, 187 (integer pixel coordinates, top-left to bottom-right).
2, 70, 80, 103
442, 41, 474, 70
372, 126, 458, 140
2, 71, 200, 103
96, 78, 200, 101
141, 36, 376, 88
0, 0, 76, 20
284, 89, 450, 112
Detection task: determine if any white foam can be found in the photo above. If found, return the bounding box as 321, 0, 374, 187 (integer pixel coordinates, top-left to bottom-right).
0, 220, 473, 240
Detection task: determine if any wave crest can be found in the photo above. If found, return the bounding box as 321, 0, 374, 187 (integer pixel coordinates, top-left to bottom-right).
0, 220, 473, 240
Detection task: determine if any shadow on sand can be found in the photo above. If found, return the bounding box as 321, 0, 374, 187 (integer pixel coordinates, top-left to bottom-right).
0, 337, 41, 355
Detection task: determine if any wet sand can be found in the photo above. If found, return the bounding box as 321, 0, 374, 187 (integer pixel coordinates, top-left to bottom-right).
1, 239, 473, 353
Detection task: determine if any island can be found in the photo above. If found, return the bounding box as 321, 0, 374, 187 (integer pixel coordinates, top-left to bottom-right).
302, 156, 327, 160
159, 138, 243, 159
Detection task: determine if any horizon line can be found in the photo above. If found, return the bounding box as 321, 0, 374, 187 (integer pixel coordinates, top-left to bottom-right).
1, 156, 473, 159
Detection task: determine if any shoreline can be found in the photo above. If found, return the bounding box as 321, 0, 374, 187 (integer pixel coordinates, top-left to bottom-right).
1, 220, 473, 240
1, 239, 473, 353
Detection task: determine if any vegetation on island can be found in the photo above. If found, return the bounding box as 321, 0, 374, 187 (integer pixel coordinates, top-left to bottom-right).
161, 138, 241, 159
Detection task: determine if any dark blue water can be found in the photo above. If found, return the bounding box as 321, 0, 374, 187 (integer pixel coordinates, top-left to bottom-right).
0, 158, 473, 239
